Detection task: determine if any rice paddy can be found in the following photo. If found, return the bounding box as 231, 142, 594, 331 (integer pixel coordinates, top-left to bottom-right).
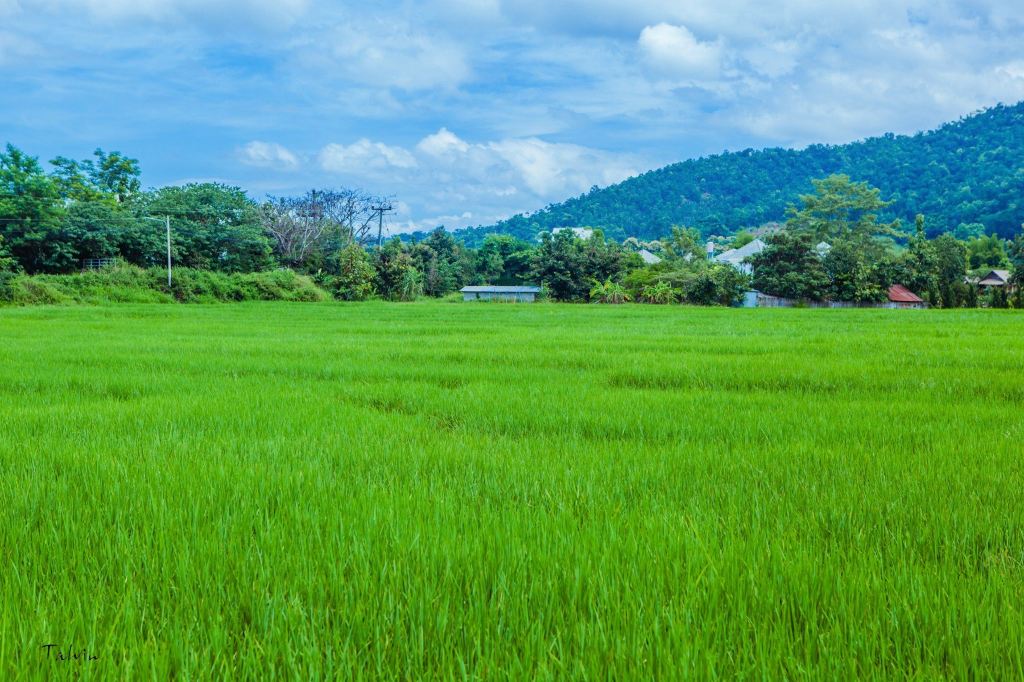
1, 302, 1022, 680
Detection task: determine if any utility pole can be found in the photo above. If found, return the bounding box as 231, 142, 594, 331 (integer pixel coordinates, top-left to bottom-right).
372, 203, 394, 247
165, 215, 172, 287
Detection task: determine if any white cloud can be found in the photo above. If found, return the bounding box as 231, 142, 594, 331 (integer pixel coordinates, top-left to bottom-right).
486, 137, 637, 196
638, 23, 722, 80
322, 21, 470, 91
5, 0, 1024, 231
416, 127, 471, 158
315, 129, 644, 230
318, 140, 418, 173
238, 141, 299, 171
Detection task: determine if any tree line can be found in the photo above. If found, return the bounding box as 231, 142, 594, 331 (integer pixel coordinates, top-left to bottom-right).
1, 143, 1020, 307
747, 175, 1023, 308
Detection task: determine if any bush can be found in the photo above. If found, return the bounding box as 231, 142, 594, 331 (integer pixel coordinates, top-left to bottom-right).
0, 265, 330, 305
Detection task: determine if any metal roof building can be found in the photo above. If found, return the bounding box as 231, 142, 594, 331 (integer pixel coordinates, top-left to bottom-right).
460, 286, 542, 302
978, 270, 1012, 287
638, 249, 662, 265
887, 285, 927, 308
714, 239, 767, 275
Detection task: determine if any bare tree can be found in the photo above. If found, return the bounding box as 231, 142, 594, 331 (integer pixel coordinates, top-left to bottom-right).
260, 189, 387, 269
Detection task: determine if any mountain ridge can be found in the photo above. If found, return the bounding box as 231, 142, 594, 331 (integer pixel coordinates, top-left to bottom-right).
450, 102, 1024, 245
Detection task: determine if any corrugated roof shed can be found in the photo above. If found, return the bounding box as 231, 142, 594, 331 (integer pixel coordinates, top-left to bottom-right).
460, 286, 541, 293
888, 284, 924, 303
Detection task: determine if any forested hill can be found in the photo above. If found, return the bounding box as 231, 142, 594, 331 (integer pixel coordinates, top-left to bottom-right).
456, 101, 1024, 244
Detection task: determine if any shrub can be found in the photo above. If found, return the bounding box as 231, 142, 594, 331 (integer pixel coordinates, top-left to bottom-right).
0, 266, 330, 305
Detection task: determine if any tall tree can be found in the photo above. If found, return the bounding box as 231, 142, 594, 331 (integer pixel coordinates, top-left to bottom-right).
141, 183, 273, 272
823, 240, 885, 302
260, 189, 382, 270
786, 174, 901, 258
475, 234, 533, 285
334, 243, 377, 301
932, 233, 970, 308
0, 144, 66, 273
374, 237, 421, 301
531, 230, 587, 301
749, 231, 830, 300
51, 149, 142, 204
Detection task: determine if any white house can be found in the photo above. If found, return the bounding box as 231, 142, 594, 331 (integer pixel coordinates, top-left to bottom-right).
713, 239, 767, 275
550, 227, 594, 240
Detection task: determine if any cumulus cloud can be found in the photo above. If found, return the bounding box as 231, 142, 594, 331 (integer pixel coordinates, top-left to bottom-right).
4, 0, 1024, 231
319, 140, 418, 173
638, 23, 722, 80
316, 129, 642, 230
416, 127, 471, 157
238, 141, 299, 171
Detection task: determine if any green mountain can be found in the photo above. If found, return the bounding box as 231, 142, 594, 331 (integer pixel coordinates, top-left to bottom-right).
456, 102, 1024, 245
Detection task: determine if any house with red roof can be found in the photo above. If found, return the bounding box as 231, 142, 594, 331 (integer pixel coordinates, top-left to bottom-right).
886, 285, 927, 309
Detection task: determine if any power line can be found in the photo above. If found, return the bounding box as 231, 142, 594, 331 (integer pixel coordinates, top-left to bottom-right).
371, 203, 394, 248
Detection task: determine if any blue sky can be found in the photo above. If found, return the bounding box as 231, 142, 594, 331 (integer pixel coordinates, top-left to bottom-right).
2, 1, 1023, 234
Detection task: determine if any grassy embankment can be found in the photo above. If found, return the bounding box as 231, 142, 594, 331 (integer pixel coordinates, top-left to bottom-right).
1, 302, 1022, 679
0, 266, 328, 305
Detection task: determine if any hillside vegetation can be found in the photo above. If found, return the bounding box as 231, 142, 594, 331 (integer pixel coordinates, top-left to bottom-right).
460, 102, 1024, 244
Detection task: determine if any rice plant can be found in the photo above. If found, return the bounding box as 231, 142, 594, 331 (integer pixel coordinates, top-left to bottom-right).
1, 302, 1022, 680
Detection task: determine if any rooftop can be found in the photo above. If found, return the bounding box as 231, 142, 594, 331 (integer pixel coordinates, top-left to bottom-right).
715, 238, 767, 264
978, 269, 1011, 286
888, 284, 924, 303
461, 286, 542, 293
638, 249, 662, 265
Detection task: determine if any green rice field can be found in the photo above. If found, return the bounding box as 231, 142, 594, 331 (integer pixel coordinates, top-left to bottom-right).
1, 302, 1022, 679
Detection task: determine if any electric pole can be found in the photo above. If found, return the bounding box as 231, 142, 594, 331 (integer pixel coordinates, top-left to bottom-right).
372, 203, 394, 247
165, 215, 172, 287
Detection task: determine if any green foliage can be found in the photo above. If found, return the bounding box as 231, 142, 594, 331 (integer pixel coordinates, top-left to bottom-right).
374, 237, 422, 301
0, 234, 16, 273
49, 148, 141, 204
965, 234, 1010, 270
0, 265, 329, 305
531, 231, 588, 301
823, 241, 885, 303
0, 144, 66, 273
410, 227, 471, 297
688, 263, 749, 306
462, 102, 1024, 243
640, 281, 677, 304
398, 267, 424, 302
331, 243, 377, 301
787, 174, 901, 258
932, 234, 972, 308
475, 234, 533, 285
139, 183, 274, 272
730, 230, 756, 249
589, 278, 629, 304
530, 230, 636, 302
750, 232, 830, 300
664, 226, 705, 261
2, 304, 1023, 678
